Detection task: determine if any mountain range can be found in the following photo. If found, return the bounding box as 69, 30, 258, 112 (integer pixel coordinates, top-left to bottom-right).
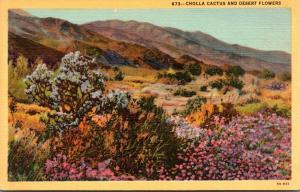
8, 9, 291, 73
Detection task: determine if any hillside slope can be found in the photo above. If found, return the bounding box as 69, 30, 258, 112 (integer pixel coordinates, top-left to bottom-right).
83, 20, 291, 72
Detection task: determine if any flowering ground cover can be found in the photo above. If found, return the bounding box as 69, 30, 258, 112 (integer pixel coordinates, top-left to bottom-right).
160, 113, 291, 180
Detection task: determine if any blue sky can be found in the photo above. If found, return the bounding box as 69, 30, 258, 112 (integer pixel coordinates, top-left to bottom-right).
26, 8, 291, 53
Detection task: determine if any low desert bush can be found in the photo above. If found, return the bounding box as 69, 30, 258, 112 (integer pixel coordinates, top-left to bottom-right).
205, 66, 223, 76
209, 77, 244, 91
185, 63, 202, 76
226, 65, 245, 77
114, 71, 124, 81
101, 96, 181, 179
278, 72, 291, 82
175, 71, 194, 84
8, 59, 29, 102
174, 88, 196, 97
258, 69, 275, 79
235, 102, 268, 116
8, 128, 50, 181
51, 120, 109, 164
158, 71, 193, 85
209, 79, 225, 90
264, 104, 291, 118
186, 102, 237, 126
226, 77, 244, 90
199, 85, 208, 92
113, 66, 120, 72
8, 96, 17, 114
183, 96, 207, 116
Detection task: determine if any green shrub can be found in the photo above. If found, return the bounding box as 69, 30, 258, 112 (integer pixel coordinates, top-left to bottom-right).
174, 88, 196, 97
185, 63, 201, 76
113, 66, 120, 72
8, 129, 49, 181
209, 77, 244, 90
209, 79, 225, 90
157, 73, 163, 79
238, 102, 291, 118
158, 71, 193, 85
259, 69, 275, 79
226, 65, 245, 77
8, 96, 17, 114
8, 58, 29, 101
278, 72, 291, 82
226, 77, 244, 90
174, 71, 193, 84
14, 55, 30, 76
236, 102, 267, 116
205, 66, 223, 76
114, 71, 124, 81
200, 85, 207, 92
8, 77, 28, 102
104, 96, 181, 179
52, 120, 109, 163
267, 104, 291, 118
184, 96, 207, 115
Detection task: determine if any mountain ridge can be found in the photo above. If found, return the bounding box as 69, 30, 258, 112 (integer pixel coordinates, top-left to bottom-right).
81, 20, 290, 73
8, 9, 291, 73
82, 20, 290, 66
8, 10, 182, 70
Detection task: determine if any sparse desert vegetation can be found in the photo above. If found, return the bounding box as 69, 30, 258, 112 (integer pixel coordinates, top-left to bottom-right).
8, 51, 291, 181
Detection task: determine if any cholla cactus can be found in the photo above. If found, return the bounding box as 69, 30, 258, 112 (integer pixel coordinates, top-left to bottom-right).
25, 63, 53, 107
107, 90, 130, 110
25, 51, 129, 137
51, 51, 106, 113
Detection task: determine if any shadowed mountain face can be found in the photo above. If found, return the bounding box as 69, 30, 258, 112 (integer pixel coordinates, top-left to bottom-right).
8, 10, 181, 69
8, 32, 65, 68
8, 10, 291, 73
83, 20, 291, 73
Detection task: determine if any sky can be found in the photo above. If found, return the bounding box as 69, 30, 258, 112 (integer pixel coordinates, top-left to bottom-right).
26, 8, 291, 53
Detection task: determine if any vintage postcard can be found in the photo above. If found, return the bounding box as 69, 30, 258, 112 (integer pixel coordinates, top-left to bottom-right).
0, 0, 300, 190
